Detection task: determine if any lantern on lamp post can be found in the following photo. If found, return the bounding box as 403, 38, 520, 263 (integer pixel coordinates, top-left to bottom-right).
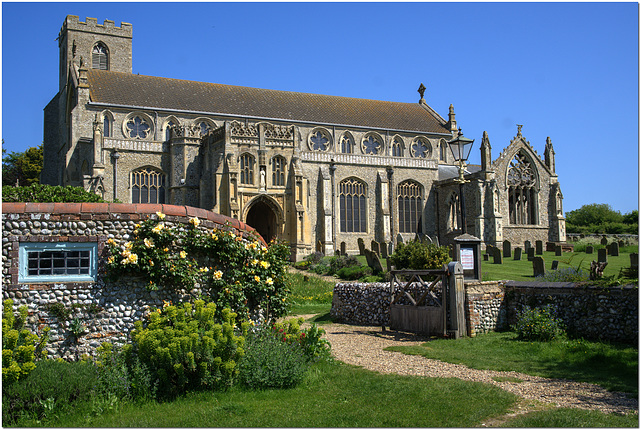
448, 129, 474, 233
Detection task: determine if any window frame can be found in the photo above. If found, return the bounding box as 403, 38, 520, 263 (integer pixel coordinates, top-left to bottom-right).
240, 153, 255, 185
131, 168, 167, 204
19, 242, 98, 283
271, 155, 286, 187
397, 180, 423, 233
339, 178, 367, 233
92, 42, 109, 70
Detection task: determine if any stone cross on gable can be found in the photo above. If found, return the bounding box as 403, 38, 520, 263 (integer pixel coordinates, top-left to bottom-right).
418, 83, 426, 100
517, 124, 523, 137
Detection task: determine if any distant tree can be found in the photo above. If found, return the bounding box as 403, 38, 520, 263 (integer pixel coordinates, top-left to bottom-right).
566, 203, 637, 234
2, 142, 43, 186
622, 210, 639, 225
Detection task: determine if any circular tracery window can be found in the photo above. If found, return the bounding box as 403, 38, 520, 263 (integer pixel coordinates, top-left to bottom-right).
411, 138, 431, 158
308, 129, 331, 151
362, 133, 382, 155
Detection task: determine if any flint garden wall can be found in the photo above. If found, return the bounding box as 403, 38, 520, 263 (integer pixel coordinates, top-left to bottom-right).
2, 202, 262, 360
331, 280, 638, 343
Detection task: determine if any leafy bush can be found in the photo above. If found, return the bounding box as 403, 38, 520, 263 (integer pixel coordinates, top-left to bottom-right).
512, 305, 564, 342
2, 358, 98, 425
123, 300, 247, 398
271, 318, 332, 362
238, 326, 307, 389
95, 343, 157, 403
2, 299, 49, 385
329, 254, 361, 273
105, 212, 291, 320
2, 183, 109, 203
388, 240, 451, 271
304, 251, 324, 264
336, 265, 372, 280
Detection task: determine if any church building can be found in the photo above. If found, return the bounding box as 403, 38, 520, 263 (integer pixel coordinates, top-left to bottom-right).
42, 16, 566, 261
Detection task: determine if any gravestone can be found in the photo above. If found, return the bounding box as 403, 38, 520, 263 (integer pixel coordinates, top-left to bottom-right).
396, 234, 404, 244
555, 246, 562, 257
388, 242, 394, 256
335, 249, 340, 257
493, 248, 503, 264
551, 260, 559, 270
547, 242, 556, 252
618, 240, 625, 249
357, 238, 365, 256
483, 253, 489, 261
380, 242, 388, 259
585, 245, 594, 254
630, 253, 638, 268
527, 248, 535, 261
535, 240, 543, 255
340, 241, 346, 256
369, 250, 384, 273
597, 248, 608, 263
503, 240, 512, 258
524, 240, 532, 253
600, 236, 608, 246
364, 248, 373, 267
579, 233, 585, 238
514, 247, 522, 261
609, 241, 619, 257
533, 256, 545, 277
371, 240, 380, 257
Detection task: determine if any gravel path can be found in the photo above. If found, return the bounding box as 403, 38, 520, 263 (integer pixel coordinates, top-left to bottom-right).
317, 321, 638, 416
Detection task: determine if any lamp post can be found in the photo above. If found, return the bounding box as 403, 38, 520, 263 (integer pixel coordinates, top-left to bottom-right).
448, 129, 474, 233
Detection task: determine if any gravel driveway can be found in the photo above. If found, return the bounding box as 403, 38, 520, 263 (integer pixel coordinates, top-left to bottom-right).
318, 321, 638, 416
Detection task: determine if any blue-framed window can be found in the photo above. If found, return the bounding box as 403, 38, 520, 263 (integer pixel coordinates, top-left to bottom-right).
19, 242, 98, 283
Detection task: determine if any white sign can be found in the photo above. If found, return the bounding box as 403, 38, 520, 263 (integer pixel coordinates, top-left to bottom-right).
460, 248, 475, 270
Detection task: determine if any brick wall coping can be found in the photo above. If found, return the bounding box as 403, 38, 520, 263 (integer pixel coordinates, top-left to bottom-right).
505, 280, 638, 291
2, 202, 265, 245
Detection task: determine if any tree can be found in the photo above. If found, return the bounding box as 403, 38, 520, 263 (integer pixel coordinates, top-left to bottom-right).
2, 142, 43, 187
565, 203, 623, 227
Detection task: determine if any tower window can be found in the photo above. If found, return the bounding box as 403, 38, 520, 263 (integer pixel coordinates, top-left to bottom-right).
339, 178, 367, 233
92, 43, 109, 70
131, 168, 166, 204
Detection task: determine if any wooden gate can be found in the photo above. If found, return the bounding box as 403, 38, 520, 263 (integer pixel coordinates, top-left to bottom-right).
388, 269, 449, 337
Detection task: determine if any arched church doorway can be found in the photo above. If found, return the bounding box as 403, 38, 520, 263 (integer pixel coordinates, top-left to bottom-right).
245, 200, 278, 243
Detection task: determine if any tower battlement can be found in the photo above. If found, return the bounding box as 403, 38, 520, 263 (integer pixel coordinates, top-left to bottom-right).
59, 15, 132, 43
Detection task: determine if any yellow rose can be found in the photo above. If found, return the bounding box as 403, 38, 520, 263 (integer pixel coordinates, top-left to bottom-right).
189, 217, 201, 227
107, 238, 115, 245
260, 261, 270, 269
254, 275, 261, 283
127, 253, 138, 264
125, 241, 133, 249
107, 256, 115, 264
266, 277, 274, 285
144, 238, 154, 248
214, 270, 223, 280
179, 250, 187, 259
211, 233, 218, 241
156, 212, 166, 220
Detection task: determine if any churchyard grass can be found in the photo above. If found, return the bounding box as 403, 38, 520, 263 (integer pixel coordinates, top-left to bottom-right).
498, 407, 639, 427
29, 360, 519, 427
385, 331, 638, 395
481, 249, 638, 282
287, 272, 335, 315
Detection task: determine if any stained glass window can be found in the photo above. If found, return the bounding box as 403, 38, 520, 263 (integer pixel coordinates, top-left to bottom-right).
341, 134, 354, 154
392, 138, 403, 157
411, 138, 430, 158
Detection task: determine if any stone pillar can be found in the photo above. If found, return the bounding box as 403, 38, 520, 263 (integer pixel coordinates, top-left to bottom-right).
378, 170, 391, 242
320, 167, 334, 256
447, 261, 466, 338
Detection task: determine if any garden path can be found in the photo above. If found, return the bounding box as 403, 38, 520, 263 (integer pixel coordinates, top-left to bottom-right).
312, 321, 638, 416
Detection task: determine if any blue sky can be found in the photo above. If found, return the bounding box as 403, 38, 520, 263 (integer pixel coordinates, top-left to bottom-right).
2, 2, 638, 214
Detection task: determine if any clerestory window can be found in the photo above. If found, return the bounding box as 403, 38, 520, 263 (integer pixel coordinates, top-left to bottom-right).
125, 116, 151, 139
392, 137, 404, 157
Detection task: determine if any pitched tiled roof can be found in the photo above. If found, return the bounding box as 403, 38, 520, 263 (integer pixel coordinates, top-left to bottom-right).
87, 69, 452, 135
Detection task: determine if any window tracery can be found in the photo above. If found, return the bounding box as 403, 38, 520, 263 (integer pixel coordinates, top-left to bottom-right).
272, 156, 286, 186
340, 133, 354, 154
397, 181, 423, 233
131, 168, 166, 204
339, 178, 367, 233
392, 137, 404, 157
125, 115, 151, 139
92, 42, 108, 70
411, 137, 431, 158
507, 151, 538, 225
362, 133, 382, 155
240, 153, 255, 185
309, 129, 331, 151
447, 192, 460, 232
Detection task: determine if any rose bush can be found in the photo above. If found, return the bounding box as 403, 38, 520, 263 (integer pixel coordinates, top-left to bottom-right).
105, 212, 291, 321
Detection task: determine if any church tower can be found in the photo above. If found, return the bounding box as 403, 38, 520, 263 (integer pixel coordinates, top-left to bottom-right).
57, 15, 132, 90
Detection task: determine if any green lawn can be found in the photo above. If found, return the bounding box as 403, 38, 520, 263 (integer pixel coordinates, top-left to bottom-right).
385, 331, 638, 395
36, 360, 520, 428
287, 272, 335, 315
481, 248, 638, 281
499, 407, 639, 427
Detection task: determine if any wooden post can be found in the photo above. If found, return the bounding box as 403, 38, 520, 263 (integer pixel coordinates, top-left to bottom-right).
447, 261, 466, 338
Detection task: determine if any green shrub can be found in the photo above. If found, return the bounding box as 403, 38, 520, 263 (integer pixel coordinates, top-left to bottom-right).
336, 265, 372, 280
270, 318, 331, 362
329, 254, 361, 274
2, 299, 49, 385
95, 343, 157, 403
388, 240, 451, 271
512, 305, 564, 342
124, 300, 247, 398
238, 326, 307, 389
538, 267, 589, 282
2, 358, 98, 425
2, 183, 110, 203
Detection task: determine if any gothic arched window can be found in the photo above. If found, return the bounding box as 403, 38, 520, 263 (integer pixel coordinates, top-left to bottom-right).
397, 181, 423, 233
131, 168, 166, 204
240, 153, 255, 185
92, 43, 109, 70
507, 151, 538, 225
340, 133, 354, 154
272, 156, 286, 187
439, 139, 447, 162
102, 112, 113, 138
339, 178, 367, 233
392, 137, 404, 157
165, 121, 175, 141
